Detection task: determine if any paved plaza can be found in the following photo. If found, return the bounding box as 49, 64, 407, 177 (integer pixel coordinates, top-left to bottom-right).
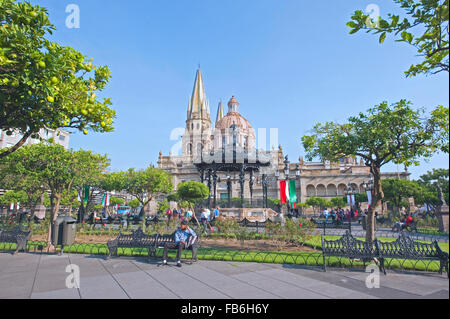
0, 252, 448, 299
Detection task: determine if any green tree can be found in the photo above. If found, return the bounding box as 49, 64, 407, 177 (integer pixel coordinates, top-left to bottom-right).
0, 0, 115, 159
347, 0, 449, 77
0, 158, 47, 213
157, 199, 170, 213
3, 144, 77, 246
305, 197, 331, 216
0, 190, 27, 206
127, 198, 140, 208
330, 197, 347, 208
302, 100, 448, 241
123, 167, 173, 217
176, 181, 209, 209
382, 178, 423, 213
109, 196, 125, 206
419, 168, 449, 202
71, 149, 110, 222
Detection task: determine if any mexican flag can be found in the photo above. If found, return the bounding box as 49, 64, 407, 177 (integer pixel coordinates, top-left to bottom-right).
101, 193, 110, 206
289, 180, 297, 209
83, 186, 90, 204
280, 180, 297, 208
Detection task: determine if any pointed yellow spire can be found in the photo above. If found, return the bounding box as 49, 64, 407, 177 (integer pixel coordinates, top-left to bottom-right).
188, 68, 210, 120
216, 101, 224, 124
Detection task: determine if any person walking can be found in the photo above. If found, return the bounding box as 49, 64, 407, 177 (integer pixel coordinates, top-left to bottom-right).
213, 206, 220, 220
200, 208, 208, 233
331, 209, 336, 222
166, 208, 173, 225
323, 208, 329, 222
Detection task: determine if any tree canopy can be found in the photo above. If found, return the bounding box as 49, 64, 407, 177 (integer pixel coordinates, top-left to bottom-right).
0, 0, 115, 158
302, 100, 449, 241
381, 178, 423, 212
102, 167, 173, 217
176, 181, 209, 207
347, 0, 449, 77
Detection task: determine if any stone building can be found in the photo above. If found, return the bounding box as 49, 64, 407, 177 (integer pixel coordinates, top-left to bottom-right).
0, 127, 70, 150
158, 69, 410, 213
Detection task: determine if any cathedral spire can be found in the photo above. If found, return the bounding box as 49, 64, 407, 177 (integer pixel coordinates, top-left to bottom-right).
216, 101, 224, 124
187, 68, 210, 121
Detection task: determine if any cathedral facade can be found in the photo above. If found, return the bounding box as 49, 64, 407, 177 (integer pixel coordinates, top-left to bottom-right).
158, 69, 409, 210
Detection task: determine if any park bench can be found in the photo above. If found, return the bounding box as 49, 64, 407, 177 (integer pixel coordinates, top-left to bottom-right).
312, 218, 352, 235
237, 218, 268, 229
106, 228, 158, 261
107, 229, 199, 262
321, 231, 380, 272
0, 226, 32, 255
321, 232, 449, 278
154, 232, 200, 260
377, 232, 448, 278
145, 216, 161, 226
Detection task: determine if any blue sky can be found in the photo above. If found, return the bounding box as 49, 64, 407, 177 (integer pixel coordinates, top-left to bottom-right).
31, 0, 448, 179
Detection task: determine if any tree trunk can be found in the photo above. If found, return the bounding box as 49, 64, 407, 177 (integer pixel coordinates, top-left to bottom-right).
47, 193, 61, 249
366, 166, 383, 243
78, 205, 86, 223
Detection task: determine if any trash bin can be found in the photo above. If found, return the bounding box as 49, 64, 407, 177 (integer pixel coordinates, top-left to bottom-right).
52, 216, 77, 254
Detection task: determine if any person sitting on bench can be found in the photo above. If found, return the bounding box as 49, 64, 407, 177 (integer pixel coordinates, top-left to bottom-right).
162, 220, 198, 267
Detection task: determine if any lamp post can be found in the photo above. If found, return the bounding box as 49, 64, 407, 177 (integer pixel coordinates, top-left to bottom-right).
226, 172, 232, 208
283, 156, 293, 215
239, 167, 245, 209
261, 174, 268, 208
362, 178, 374, 207
212, 170, 218, 209
345, 183, 357, 212
295, 164, 301, 216
249, 171, 255, 206
207, 169, 212, 208
361, 179, 374, 230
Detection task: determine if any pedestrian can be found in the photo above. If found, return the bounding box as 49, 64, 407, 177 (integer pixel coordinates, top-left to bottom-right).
166, 208, 173, 225
213, 206, 220, 219
200, 208, 208, 233
323, 208, 329, 222
179, 208, 185, 221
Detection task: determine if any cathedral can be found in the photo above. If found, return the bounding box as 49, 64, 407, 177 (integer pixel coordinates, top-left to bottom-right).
158, 69, 409, 213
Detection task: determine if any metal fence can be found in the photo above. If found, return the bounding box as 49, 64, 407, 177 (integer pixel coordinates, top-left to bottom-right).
0, 239, 447, 275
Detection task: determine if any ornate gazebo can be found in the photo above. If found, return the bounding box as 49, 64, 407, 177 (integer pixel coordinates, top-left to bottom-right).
194, 125, 271, 208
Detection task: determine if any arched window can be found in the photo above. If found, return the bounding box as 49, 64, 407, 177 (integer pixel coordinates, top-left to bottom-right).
327, 184, 337, 196
316, 184, 326, 197
306, 185, 316, 197
187, 143, 192, 155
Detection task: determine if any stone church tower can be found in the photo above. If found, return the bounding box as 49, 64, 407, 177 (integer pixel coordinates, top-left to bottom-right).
181, 69, 212, 159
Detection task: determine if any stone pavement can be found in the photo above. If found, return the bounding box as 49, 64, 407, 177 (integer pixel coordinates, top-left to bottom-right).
0, 252, 448, 299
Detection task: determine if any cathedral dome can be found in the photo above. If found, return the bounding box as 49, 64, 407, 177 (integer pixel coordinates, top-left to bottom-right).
215, 112, 253, 131
215, 96, 253, 131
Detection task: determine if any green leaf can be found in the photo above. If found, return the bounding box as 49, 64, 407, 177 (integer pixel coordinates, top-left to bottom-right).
346, 21, 358, 28
379, 32, 386, 43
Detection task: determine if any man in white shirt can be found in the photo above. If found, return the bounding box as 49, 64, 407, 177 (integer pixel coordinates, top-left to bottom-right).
323, 208, 329, 222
